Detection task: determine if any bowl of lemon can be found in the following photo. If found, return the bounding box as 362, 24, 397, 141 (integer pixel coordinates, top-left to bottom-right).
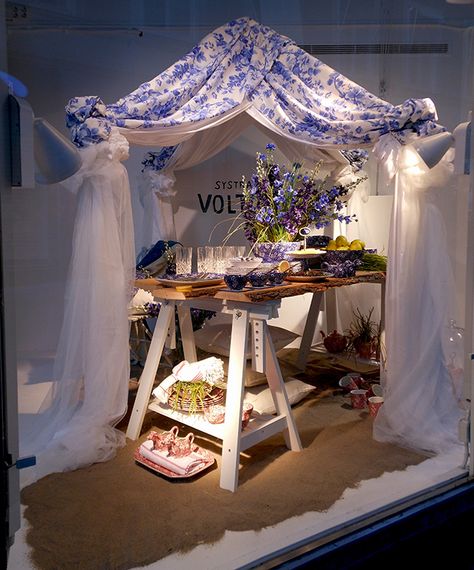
322, 236, 367, 277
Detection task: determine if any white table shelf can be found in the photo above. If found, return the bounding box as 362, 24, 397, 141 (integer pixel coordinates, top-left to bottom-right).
148, 400, 282, 451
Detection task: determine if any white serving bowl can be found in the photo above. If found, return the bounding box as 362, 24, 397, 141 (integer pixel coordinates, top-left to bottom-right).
226, 257, 262, 271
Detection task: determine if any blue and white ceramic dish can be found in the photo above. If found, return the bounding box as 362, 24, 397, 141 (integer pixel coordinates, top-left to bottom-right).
224, 274, 248, 290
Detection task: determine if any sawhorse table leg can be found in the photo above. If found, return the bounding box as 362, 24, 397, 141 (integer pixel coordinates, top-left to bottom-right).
220, 307, 249, 492
126, 301, 175, 440
297, 292, 323, 370
264, 319, 303, 451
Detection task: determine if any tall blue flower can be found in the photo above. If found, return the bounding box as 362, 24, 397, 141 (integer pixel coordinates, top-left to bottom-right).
233, 143, 364, 243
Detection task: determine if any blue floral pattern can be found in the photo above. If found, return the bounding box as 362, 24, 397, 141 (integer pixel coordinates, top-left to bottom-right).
66, 17, 444, 154
141, 147, 178, 172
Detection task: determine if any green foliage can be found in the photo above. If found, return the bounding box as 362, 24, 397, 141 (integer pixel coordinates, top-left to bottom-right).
169, 381, 209, 414
360, 252, 387, 272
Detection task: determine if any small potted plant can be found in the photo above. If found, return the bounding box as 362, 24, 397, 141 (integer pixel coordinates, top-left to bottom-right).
346, 307, 381, 360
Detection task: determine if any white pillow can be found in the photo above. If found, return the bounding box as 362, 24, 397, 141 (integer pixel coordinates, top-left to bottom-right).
194, 323, 298, 360
244, 379, 316, 415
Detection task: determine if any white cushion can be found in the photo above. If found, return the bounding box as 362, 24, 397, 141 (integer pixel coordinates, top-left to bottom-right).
244, 379, 316, 415
194, 323, 298, 360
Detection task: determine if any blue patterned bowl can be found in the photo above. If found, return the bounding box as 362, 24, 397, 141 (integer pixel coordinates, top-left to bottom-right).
321, 249, 365, 277
253, 241, 302, 263
323, 250, 364, 264
268, 271, 285, 285
224, 274, 248, 290
307, 235, 331, 248
248, 272, 268, 288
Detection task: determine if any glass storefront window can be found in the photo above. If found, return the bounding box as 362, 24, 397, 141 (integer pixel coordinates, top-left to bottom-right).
3, 1, 473, 567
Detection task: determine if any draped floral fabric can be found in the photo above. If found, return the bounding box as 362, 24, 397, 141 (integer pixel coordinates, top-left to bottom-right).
66, 16, 443, 158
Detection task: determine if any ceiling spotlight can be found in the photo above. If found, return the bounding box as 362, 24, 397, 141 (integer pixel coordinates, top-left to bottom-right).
33, 118, 83, 184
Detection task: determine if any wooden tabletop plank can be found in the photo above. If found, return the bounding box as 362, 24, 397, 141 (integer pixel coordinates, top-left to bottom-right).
135, 271, 385, 303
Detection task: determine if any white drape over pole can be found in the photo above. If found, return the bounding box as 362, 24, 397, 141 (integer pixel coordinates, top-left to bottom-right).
20, 131, 135, 485
374, 140, 462, 454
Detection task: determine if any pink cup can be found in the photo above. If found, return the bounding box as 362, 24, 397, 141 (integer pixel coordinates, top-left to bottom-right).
204, 404, 226, 424
350, 389, 368, 409
241, 402, 254, 429
368, 396, 384, 417
347, 372, 364, 387
339, 375, 359, 392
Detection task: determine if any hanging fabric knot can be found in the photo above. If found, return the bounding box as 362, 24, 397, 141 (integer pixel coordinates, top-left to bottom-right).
373, 133, 402, 182
65, 95, 111, 147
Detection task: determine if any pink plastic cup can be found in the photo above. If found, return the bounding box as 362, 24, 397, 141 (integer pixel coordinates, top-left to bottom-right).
368, 396, 384, 417
241, 402, 254, 429
339, 375, 359, 392
347, 372, 364, 387
350, 389, 368, 409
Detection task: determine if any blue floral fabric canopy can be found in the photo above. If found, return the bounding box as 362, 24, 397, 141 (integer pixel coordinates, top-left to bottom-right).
66, 17, 442, 153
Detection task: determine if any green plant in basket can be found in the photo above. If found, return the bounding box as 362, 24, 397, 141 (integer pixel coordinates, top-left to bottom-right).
169, 378, 226, 414
170, 381, 209, 414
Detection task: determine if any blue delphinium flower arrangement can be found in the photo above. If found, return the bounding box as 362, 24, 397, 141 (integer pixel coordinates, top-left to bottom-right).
238, 143, 364, 244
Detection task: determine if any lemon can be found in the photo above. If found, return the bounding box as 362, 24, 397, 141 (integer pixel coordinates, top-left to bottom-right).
278, 260, 290, 272
349, 240, 363, 250
335, 235, 349, 247
176, 285, 193, 293
337, 246, 350, 250
326, 240, 337, 250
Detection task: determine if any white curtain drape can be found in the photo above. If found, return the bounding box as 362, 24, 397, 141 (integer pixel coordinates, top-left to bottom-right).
20, 131, 135, 485
373, 140, 462, 454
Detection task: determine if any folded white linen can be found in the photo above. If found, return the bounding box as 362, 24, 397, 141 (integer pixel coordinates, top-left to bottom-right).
152, 374, 176, 404
173, 357, 224, 384
139, 440, 207, 475
172, 360, 203, 382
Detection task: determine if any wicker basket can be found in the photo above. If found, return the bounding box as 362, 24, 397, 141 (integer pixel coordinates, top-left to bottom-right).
168, 383, 225, 413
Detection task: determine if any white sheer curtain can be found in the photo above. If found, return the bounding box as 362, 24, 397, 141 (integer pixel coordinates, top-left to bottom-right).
373, 140, 462, 454
20, 131, 135, 485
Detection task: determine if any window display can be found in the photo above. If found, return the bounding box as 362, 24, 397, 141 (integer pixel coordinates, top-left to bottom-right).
4, 1, 473, 568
